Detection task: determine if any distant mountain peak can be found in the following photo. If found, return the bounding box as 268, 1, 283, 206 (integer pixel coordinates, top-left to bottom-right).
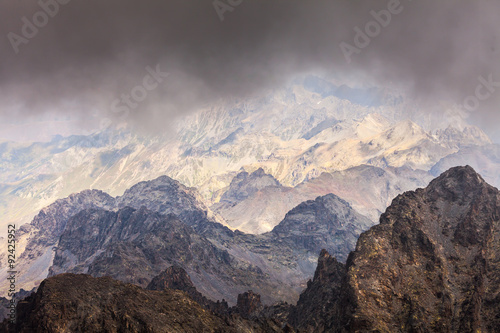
251, 167, 267, 177
270, 193, 372, 262
434, 124, 492, 148
218, 168, 281, 205
123, 174, 181, 192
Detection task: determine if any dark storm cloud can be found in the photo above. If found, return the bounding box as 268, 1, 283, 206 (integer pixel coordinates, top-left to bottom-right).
0, 0, 498, 133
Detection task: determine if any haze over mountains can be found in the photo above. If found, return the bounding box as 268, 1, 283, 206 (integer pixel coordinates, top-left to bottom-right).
1, 78, 499, 305
0, 77, 496, 235
0, 74, 499, 332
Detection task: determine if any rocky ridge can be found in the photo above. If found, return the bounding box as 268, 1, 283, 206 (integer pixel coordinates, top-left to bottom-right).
293, 166, 500, 332
2, 176, 217, 295
288, 250, 345, 332
1, 273, 289, 333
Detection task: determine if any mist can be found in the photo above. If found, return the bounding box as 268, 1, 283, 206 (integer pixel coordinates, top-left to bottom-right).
0, 0, 498, 137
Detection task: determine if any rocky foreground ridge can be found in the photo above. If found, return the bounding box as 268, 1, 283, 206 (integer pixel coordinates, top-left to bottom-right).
1, 273, 290, 333
4, 165, 500, 332
293, 166, 500, 332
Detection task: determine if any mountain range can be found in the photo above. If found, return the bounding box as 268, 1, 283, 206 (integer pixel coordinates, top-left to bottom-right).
4, 166, 500, 332
2, 77, 500, 331
1, 78, 497, 238
1, 173, 372, 305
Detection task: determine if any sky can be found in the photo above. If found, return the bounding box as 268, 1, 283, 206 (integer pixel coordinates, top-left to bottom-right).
0, 0, 499, 141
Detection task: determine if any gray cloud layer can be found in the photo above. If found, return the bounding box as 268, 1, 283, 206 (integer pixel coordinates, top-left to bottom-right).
0, 0, 498, 134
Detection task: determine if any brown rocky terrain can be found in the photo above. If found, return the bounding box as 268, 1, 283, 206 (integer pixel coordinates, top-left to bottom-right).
293, 165, 500, 332
236, 290, 264, 319
288, 250, 345, 332
146, 265, 294, 329
1, 273, 289, 333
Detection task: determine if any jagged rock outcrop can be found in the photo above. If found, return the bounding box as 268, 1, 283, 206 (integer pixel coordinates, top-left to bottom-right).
147, 264, 197, 292
342, 165, 500, 332
1, 273, 287, 333
288, 250, 345, 332
292, 166, 500, 332
271, 194, 372, 262
236, 290, 263, 318
147, 265, 294, 329
0, 288, 35, 323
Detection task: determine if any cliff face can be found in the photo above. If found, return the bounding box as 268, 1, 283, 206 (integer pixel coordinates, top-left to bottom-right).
342, 165, 500, 332
288, 249, 345, 332
236, 290, 264, 318
293, 166, 500, 332
2, 273, 286, 333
